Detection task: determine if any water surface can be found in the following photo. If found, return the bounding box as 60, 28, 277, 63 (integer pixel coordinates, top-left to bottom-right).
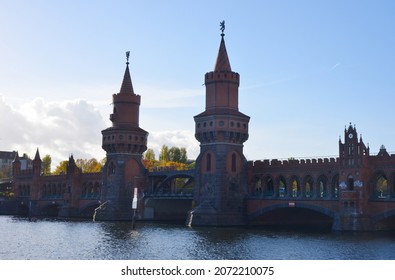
1, 216, 394, 260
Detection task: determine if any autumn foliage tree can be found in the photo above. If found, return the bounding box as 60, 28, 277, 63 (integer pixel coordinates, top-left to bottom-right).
52, 157, 105, 175
143, 145, 193, 171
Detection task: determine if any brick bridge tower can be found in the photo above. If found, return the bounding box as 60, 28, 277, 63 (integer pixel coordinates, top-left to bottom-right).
334, 123, 372, 230
95, 52, 148, 221
189, 22, 250, 226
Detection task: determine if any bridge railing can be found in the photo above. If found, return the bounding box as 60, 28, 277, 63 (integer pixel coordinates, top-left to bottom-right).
148, 168, 195, 176
145, 193, 193, 199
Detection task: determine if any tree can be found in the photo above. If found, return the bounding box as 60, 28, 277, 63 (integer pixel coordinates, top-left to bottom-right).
159, 145, 170, 162
52, 160, 68, 175
75, 158, 103, 173
144, 148, 156, 161
52, 158, 104, 174
168, 147, 181, 162
180, 148, 187, 163
142, 145, 193, 170
42, 154, 52, 175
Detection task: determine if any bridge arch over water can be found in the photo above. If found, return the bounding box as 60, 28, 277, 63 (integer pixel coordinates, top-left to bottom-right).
247, 201, 336, 229
148, 169, 195, 195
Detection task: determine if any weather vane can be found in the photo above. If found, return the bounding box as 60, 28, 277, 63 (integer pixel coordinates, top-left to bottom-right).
126, 51, 130, 64
220, 20, 225, 37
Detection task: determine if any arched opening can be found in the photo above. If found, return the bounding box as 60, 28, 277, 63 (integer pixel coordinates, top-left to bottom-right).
332, 174, 339, 198
249, 206, 333, 231
278, 176, 287, 198
291, 176, 300, 198
231, 153, 237, 172
206, 153, 211, 172
375, 174, 388, 198
254, 177, 262, 195
318, 175, 328, 198
348, 175, 354, 191
304, 176, 314, 198
265, 176, 274, 196
108, 161, 116, 175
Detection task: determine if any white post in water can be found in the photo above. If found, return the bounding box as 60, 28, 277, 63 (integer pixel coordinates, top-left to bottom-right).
132, 187, 138, 229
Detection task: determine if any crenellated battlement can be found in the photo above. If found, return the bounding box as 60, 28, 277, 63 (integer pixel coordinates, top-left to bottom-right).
205, 70, 239, 84
112, 93, 140, 103
249, 157, 339, 169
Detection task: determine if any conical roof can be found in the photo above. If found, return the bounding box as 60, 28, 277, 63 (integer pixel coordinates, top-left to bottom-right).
214, 36, 232, 72
119, 63, 134, 95
34, 148, 41, 161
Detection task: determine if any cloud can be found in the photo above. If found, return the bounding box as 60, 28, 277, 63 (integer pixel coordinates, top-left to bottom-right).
0, 96, 106, 168
147, 130, 199, 160
0, 96, 200, 170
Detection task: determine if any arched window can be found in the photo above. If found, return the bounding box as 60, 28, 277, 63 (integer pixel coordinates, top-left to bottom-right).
278, 177, 287, 198
303, 176, 314, 198
332, 174, 339, 198
318, 175, 328, 198
108, 161, 116, 175
291, 177, 299, 197
265, 176, 274, 195
348, 175, 354, 191
206, 153, 211, 172
376, 174, 388, 198
231, 153, 237, 172
255, 178, 262, 194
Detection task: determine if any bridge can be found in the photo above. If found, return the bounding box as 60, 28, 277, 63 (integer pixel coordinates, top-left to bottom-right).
6, 162, 395, 230
142, 168, 195, 221
246, 191, 395, 231
146, 167, 195, 195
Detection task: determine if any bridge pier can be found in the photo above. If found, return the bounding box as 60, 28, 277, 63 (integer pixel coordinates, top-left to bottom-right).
332, 213, 373, 231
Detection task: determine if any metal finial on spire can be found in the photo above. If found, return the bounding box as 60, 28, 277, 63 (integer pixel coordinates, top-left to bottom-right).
220, 20, 225, 37
126, 51, 130, 65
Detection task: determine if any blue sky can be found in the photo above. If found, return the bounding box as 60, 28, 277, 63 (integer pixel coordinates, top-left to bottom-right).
1, 0, 394, 167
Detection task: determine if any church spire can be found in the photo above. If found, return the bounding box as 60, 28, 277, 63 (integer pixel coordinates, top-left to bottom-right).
214, 21, 232, 71
119, 51, 134, 95
34, 148, 41, 161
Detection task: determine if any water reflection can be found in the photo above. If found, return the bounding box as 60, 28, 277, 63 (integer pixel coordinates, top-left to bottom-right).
1, 216, 395, 260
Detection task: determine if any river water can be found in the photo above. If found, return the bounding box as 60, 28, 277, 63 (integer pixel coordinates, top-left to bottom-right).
1, 215, 395, 260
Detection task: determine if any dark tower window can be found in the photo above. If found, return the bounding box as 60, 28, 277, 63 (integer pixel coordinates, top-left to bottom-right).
108, 161, 116, 175
348, 175, 354, 191
231, 153, 237, 172
206, 153, 211, 172
266, 177, 274, 195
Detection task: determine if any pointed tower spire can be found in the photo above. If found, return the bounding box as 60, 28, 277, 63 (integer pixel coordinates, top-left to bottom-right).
119, 51, 134, 95
191, 21, 250, 226
214, 21, 232, 71
34, 148, 41, 161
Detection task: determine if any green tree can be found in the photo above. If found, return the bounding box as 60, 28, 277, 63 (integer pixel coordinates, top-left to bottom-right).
159, 145, 170, 162
168, 147, 181, 162
144, 148, 156, 161
42, 154, 52, 175
52, 160, 68, 175
179, 148, 187, 163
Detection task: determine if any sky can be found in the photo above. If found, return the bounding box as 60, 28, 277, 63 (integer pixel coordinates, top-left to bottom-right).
0, 0, 394, 168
